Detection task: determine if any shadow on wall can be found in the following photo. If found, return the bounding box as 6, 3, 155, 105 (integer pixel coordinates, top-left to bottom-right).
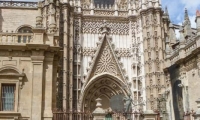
169, 65, 184, 120
0, 9, 3, 32
172, 79, 184, 120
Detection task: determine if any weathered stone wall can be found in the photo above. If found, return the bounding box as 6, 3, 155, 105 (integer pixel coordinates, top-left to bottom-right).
0, 48, 58, 120
0, 8, 37, 32
187, 67, 200, 112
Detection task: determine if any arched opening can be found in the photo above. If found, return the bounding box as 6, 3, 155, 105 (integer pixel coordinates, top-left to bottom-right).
94, 0, 115, 8
17, 26, 33, 43
80, 74, 129, 112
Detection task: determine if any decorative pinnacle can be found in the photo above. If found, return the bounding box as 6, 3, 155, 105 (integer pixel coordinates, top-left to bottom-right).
100, 20, 110, 34
184, 8, 189, 20
165, 6, 169, 15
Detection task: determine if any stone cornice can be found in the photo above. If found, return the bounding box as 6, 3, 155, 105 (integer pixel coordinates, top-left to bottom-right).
0, 112, 21, 119
26, 44, 49, 50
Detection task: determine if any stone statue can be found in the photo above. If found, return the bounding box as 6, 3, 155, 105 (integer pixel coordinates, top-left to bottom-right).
124, 94, 133, 113
124, 94, 133, 120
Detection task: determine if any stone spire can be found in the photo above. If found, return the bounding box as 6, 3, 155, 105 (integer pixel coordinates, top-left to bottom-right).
184, 8, 189, 21
165, 6, 169, 16
183, 8, 191, 37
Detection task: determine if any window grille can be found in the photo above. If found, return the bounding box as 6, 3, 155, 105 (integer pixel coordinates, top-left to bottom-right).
1, 84, 16, 111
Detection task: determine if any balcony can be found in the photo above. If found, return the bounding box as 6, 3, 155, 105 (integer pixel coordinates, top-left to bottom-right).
0, 33, 33, 45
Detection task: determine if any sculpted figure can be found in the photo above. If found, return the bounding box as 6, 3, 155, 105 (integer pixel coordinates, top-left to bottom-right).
124, 94, 133, 120
124, 94, 132, 113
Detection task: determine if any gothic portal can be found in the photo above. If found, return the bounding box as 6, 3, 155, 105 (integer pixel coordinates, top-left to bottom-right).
2, 0, 200, 120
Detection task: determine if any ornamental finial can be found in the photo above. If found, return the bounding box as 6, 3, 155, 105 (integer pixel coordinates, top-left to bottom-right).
100, 20, 110, 34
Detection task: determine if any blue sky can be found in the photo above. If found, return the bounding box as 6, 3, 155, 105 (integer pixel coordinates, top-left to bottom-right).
162, 0, 200, 28
8, 0, 200, 28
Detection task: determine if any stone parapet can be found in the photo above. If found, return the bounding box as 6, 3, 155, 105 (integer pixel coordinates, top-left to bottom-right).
0, 1, 37, 9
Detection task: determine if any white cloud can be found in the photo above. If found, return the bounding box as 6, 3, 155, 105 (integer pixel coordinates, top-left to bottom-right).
189, 15, 196, 28
181, 0, 200, 12
175, 29, 180, 39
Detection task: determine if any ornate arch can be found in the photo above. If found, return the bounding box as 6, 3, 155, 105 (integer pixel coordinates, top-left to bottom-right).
79, 73, 130, 111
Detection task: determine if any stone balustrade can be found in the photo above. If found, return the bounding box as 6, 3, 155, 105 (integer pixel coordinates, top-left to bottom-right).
0, 1, 37, 8
0, 33, 33, 45
168, 37, 199, 65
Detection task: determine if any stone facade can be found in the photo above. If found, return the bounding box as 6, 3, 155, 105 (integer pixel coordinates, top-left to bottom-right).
164, 9, 200, 120
0, 0, 199, 120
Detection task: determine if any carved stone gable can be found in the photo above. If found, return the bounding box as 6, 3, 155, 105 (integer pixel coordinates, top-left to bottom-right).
88, 35, 123, 80
94, 41, 118, 76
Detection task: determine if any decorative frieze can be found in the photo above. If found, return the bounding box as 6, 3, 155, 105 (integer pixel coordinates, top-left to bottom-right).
82, 21, 129, 35
82, 47, 132, 57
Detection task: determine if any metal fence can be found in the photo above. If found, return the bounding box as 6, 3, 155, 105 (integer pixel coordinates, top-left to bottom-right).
53, 111, 93, 120
53, 110, 144, 120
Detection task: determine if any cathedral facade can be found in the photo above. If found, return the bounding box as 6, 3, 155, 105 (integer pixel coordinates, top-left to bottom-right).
0, 0, 200, 120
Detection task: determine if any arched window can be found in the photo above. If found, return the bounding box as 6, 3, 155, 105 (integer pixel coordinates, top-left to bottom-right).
18, 27, 33, 43
94, 0, 115, 7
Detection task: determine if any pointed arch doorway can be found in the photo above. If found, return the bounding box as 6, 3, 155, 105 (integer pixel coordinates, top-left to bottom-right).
80, 73, 130, 112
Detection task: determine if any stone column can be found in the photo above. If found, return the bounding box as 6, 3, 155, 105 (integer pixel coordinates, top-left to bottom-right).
93, 98, 106, 120
143, 110, 158, 120
31, 50, 45, 120
193, 98, 200, 120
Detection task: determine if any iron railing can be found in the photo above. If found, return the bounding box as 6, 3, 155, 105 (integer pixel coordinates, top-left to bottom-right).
53, 110, 144, 120
53, 111, 93, 120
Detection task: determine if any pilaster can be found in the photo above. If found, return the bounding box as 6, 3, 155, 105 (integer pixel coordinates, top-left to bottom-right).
31, 50, 45, 120
43, 52, 55, 120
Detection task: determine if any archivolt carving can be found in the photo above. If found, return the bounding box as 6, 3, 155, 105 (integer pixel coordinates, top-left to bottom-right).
82, 21, 129, 35
95, 42, 118, 75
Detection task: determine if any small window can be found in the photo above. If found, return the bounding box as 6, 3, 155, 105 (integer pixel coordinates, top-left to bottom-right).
18, 27, 33, 43
1, 84, 16, 111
